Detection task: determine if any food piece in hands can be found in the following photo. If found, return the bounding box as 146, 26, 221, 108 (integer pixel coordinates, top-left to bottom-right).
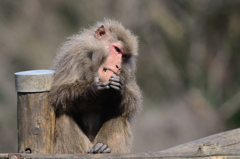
99, 69, 116, 82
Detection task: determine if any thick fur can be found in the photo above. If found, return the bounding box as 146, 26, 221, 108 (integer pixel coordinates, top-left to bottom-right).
49, 19, 142, 154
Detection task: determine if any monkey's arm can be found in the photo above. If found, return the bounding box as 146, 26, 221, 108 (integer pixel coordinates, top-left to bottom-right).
50, 79, 109, 112
121, 80, 142, 118
108, 76, 141, 117
88, 80, 141, 154
89, 116, 132, 154
54, 114, 91, 154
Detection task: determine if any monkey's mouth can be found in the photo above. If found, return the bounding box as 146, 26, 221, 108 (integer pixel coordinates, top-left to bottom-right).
99, 67, 121, 82
99, 68, 119, 82
103, 68, 118, 76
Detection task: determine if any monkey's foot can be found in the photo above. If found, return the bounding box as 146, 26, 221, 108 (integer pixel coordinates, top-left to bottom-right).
87, 143, 111, 154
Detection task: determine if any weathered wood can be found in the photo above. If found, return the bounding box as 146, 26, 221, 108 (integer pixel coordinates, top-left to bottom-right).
1, 128, 239, 158
0, 154, 7, 159
160, 127, 240, 154
17, 92, 55, 154
1, 152, 240, 159
15, 70, 55, 154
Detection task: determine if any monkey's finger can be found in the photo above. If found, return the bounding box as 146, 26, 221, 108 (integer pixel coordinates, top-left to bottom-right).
110, 75, 120, 80
94, 77, 110, 90
97, 81, 109, 86
109, 81, 122, 87
110, 85, 121, 91
93, 143, 104, 153
109, 76, 121, 82
109, 81, 123, 90
94, 76, 100, 83
103, 147, 111, 153
87, 148, 94, 153
97, 86, 110, 90
97, 83, 110, 90
96, 81, 110, 90
109, 80, 122, 86
109, 76, 124, 85
98, 144, 108, 153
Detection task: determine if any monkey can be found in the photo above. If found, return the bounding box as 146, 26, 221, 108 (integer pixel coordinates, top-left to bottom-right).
49, 19, 142, 154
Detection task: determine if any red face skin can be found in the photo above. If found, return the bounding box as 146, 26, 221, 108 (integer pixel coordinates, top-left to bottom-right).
98, 43, 125, 81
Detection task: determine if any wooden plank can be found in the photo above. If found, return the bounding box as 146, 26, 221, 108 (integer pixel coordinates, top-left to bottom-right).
15, 127, 238, 158
3, 152, 240, 159
160, 128, 240, 154
2, 128, 240, 158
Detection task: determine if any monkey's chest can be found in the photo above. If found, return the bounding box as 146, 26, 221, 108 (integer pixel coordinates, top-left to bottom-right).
81, 112, 103, 142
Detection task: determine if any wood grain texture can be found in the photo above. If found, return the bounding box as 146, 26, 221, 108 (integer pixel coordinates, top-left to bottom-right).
4, 152, 240, 159
17, 92, 55, 154
160, 127, 240, 154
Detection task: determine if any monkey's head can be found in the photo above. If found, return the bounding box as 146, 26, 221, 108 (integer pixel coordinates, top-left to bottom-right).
53, 19, 138, 84
92, 19, 139, 82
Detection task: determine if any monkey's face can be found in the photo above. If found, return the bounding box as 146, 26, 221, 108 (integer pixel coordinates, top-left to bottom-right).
94, 25, 131, 82
98, 42, 130, 82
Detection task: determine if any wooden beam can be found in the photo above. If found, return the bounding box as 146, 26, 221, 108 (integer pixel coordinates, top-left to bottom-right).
2, 128, 240, 158
1, 152, 240, 159
160, 127, 240, 154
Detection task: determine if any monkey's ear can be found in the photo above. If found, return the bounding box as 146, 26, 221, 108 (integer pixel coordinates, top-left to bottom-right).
95, 25, 107, 39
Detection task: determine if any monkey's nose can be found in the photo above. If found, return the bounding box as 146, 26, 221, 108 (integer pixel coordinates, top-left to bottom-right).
116, 65, 121, 70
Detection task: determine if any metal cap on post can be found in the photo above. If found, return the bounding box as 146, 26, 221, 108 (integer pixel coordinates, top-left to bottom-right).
15, 70, 55, 154
15, 70, 55, 93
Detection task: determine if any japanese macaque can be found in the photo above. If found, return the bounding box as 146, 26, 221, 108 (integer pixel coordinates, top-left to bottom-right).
49, 19, 142, 154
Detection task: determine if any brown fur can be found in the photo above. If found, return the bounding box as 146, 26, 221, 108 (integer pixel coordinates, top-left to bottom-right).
49, 19, 142, 154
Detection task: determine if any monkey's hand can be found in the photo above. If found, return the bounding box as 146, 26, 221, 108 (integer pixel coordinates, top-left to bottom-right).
87, 143, 111, 154
93, 76, 124, 92
109, 76, 124, 93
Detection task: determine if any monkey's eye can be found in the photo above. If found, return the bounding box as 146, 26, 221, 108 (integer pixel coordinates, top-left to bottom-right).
114, 46, 121, 53
122, 54, 130, 61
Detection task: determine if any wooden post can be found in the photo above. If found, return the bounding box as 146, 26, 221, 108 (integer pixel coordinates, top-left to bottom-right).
15, 70, 55, 154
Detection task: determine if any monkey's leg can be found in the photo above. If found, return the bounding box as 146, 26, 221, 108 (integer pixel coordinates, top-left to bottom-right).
89, 116, 132, 154
54, 114, 92, 154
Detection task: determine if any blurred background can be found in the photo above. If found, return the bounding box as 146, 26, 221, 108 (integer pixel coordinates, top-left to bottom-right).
1, 0, 240, 153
